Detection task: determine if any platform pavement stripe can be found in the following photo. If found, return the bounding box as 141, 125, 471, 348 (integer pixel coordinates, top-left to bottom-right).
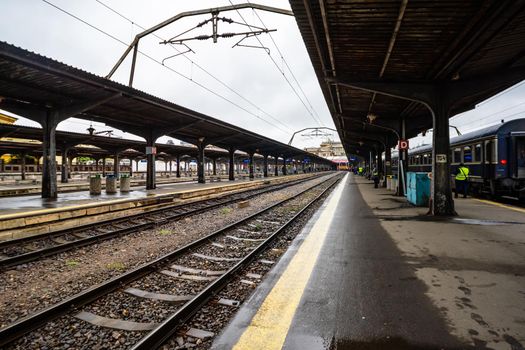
233, 174, 347, 350
474, 199, 525, 214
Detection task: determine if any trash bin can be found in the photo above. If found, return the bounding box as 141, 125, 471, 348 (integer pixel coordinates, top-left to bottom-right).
106, 174, 117, 194
391, 176, 398, 192
386, 175, 393, 190
406, 172, 430, 206
90, 174, 102, 195
120, 174, 130, 193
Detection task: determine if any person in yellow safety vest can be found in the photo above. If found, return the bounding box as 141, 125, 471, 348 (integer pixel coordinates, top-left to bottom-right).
455, 163, 470, 198
358, 167, 363, 175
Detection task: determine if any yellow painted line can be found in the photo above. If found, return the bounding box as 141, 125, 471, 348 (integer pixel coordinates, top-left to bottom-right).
233, 174, 347, 350
473, 198, 525, 214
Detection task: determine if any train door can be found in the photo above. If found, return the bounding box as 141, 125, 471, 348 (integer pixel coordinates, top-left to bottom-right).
516, 136, 525, 178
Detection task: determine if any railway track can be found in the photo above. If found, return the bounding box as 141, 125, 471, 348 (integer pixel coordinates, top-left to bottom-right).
0, 173, 342, 349
0, 174, 325, 269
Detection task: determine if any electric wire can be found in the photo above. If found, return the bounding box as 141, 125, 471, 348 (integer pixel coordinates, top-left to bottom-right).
41, 0, 291, 136
228, 0, 323, 127
93, 0, 293, 133
247, 0, 324, 126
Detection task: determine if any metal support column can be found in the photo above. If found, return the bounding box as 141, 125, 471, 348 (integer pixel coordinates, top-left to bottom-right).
431, 99, 455, 215
41, 111, 58, 198
212, 158, 217, 176
397, 118, 406, 196
197, 141, 206, 184
228, 148, 235, 181
274, 156, 279, 176
68, 155, 73, 179
176, 155, 181, 178
283, 158, 287, 175
102, 158, 107, 177
384, 146, 392, 187
21, 151, 27, 181
263, 155, 268, 178
248, 152, 255, 179
146, 133, 157, 190
60, 148, 69, 183
114, 152, 120, 178
129, 158, 134, 177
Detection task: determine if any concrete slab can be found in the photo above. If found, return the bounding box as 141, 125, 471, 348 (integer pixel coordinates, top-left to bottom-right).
0, 179, 249, 216
214, 173, 525, 349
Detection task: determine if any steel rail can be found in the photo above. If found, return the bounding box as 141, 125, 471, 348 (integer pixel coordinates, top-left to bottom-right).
133, 174, 342, 349
0, 173, 340, 346
0, 175, 324, 269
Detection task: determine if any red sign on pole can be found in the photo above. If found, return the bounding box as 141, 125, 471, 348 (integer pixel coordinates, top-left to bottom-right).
398, 139, 409, 150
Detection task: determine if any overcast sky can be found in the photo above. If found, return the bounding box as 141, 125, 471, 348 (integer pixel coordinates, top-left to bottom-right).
1, 0, 524, 153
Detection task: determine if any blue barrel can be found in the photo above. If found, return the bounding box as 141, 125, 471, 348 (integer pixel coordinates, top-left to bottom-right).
406, 172, 430, 206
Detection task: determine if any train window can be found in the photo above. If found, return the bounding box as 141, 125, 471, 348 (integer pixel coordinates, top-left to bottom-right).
463, 146, 472, 163
453, 148, 461, 163
474, 144, 482, 162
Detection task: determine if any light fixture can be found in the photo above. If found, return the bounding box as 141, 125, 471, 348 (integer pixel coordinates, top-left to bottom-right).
367, 113, 378, 123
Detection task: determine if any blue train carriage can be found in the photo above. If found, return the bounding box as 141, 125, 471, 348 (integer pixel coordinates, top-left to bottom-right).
400, 118, 525, 200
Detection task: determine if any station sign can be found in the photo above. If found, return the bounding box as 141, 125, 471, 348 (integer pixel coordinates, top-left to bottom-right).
398, 139, 409, 150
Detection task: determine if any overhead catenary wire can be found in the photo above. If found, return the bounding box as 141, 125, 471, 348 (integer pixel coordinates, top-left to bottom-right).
246, 0, 324, 126
92, 0, 293, 134
41, 0, 292, 136
228, 0, 323, 127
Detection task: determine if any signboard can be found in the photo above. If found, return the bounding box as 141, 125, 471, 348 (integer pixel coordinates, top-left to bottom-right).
398, 139, 409, 150
146, 146, 157, 155
436, 154, 447, 163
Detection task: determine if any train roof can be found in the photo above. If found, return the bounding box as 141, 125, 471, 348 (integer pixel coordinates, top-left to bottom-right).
405, 118, 525, 155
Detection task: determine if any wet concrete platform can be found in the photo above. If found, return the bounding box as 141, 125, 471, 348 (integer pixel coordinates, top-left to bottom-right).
213, 173, 525, 350
0, 175, 201, 197
0, 176, 255, 216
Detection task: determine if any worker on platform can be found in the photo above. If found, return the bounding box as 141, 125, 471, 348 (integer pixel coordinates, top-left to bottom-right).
358, 166, 363, 176
455, 163, 470, 198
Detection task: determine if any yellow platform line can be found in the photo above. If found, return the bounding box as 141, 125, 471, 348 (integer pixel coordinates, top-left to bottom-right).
233, 174, 347, 350
473, 198, 525, 214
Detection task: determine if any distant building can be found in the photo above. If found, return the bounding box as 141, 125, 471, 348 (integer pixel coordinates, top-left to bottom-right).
305, 140, 346, 158
305, 140, 348, 169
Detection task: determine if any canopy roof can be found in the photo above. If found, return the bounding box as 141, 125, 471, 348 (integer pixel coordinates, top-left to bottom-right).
289, 0, 525, 155
0, 41, 333, 165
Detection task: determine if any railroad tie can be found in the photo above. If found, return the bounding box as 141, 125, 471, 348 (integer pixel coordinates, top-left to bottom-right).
226, 235, 265, 242
75, 311, 158, 331
160, 270, 217, 281
170, 264, 226, 276
124, 287, 194, 303
192, 253, 241, 262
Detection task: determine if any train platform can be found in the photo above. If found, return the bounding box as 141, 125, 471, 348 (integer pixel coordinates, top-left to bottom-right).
0, 175, 202, 197
213, 173, 525, 349
0, 173, 313, 241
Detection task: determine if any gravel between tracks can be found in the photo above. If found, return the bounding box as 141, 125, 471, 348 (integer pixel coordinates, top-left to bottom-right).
160, 178, 338, 349
4, 174, 341, 350
0, 174, 335, 328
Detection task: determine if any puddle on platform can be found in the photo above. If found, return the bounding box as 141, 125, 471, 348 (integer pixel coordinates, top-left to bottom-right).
379, 215, 523, 226
330, 337, 472, 350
